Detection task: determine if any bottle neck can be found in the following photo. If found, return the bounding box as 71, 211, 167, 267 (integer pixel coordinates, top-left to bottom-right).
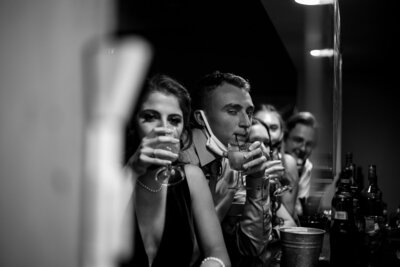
368, 176, 378, 187
345, 152, 353, 166
367, 165, 378, 185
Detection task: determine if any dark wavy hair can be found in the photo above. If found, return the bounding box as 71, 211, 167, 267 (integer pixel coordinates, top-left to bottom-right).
124, 74, 192, 164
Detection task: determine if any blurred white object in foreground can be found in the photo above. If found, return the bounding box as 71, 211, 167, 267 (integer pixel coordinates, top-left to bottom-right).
82, 37, 152, 267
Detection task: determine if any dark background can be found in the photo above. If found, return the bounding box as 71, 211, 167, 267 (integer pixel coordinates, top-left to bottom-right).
340, 1, 400, 213
115, 0, 298, 117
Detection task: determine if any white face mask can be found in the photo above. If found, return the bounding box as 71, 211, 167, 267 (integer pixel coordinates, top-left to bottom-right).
197, 110, 227, 158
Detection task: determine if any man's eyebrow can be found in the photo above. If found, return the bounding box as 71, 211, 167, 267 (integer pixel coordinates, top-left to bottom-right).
223, 103, 242, 109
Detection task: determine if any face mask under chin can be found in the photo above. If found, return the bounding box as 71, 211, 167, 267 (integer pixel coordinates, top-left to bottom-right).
197, 110, 227, 158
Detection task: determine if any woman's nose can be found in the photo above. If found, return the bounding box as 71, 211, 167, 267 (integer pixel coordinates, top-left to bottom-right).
160, 118, 169, 128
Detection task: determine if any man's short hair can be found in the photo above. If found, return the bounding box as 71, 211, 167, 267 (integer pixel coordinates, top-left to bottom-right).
284, 111, 318, 141
191, 71, 251, 112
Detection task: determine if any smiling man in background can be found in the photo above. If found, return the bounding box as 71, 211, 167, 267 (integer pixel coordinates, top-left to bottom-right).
283, 111, 318, 217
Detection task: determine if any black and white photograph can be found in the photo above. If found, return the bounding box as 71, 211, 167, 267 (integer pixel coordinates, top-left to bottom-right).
0, 1, 399, 266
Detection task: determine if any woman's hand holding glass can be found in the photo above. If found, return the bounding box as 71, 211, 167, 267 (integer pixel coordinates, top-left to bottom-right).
154, 126, 180, 182
243, 143, 285, 182
130, 126, 180, 179
248, 121, 291, 196
265, 147, 292, 196
154, 126, 182, 185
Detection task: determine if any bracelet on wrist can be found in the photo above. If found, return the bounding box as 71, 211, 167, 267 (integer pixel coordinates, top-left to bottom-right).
201, 256, 225, 267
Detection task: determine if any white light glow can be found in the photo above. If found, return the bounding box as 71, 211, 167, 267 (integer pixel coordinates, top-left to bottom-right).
294, 0, 334, 5
310, 49, 334, 57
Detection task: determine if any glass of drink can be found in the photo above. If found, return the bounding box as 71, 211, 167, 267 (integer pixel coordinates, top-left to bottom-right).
267, 146, 292, 196
227, 135, 252, 190
257, 123, 292, 196
154, 126, 183, 185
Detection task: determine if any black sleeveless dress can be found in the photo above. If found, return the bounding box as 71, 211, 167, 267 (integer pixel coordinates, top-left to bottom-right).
124, 167, 197, 267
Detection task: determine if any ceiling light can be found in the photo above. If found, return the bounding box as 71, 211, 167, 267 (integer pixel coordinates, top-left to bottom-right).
310, 49, 334, 57
294, 0, 334, 5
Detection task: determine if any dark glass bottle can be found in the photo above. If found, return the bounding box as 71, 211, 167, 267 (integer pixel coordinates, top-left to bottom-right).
330, 171, 358, 267
389, 205, 400, 229
343, 153, 364, 266
361, 164, 384, 267
344, 152, 364, 233
345, 152, 357, 187
362, 165, 383, 217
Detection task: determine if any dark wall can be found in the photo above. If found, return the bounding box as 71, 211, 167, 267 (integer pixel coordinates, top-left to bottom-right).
115, 0, 297, 117
341, 1, 400, 212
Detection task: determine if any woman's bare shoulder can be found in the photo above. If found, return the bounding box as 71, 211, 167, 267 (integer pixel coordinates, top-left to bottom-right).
183, 163, 205, 177
182, 164, 207, 186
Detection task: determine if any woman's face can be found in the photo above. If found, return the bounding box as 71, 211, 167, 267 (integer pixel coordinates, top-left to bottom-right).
136, 91, 184, 139
254, 110, 283, 145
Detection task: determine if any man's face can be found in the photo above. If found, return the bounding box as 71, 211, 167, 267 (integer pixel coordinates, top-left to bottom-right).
285, 123, 316, 169
204, 83, 254, 146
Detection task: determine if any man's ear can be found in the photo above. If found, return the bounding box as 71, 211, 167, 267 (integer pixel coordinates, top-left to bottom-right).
194, 110, 205, 127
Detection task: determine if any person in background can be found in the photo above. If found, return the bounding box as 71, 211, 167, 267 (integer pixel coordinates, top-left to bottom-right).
283, 111, 318, 217
122, 74, 230, 267
254, 104, 285, 160
253, 104, 299, 224
251, 104, 298, 266
181, 71, 284, 267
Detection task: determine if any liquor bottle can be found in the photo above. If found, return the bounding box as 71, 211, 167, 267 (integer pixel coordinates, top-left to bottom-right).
361, 164, 384, 267
361, 165, 383, 217
343, 153, 364, 266
388, 204, 400, 229
344, 152, 364, 232
344, 152, 357, 187
382, 201, 388, 227
330, 170, 358, 267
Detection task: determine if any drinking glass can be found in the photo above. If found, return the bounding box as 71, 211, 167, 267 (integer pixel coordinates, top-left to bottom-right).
267, 147, 293, 196
154, 126, 183, 185
256, 122, 293, 196
227, 136, 252, 190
